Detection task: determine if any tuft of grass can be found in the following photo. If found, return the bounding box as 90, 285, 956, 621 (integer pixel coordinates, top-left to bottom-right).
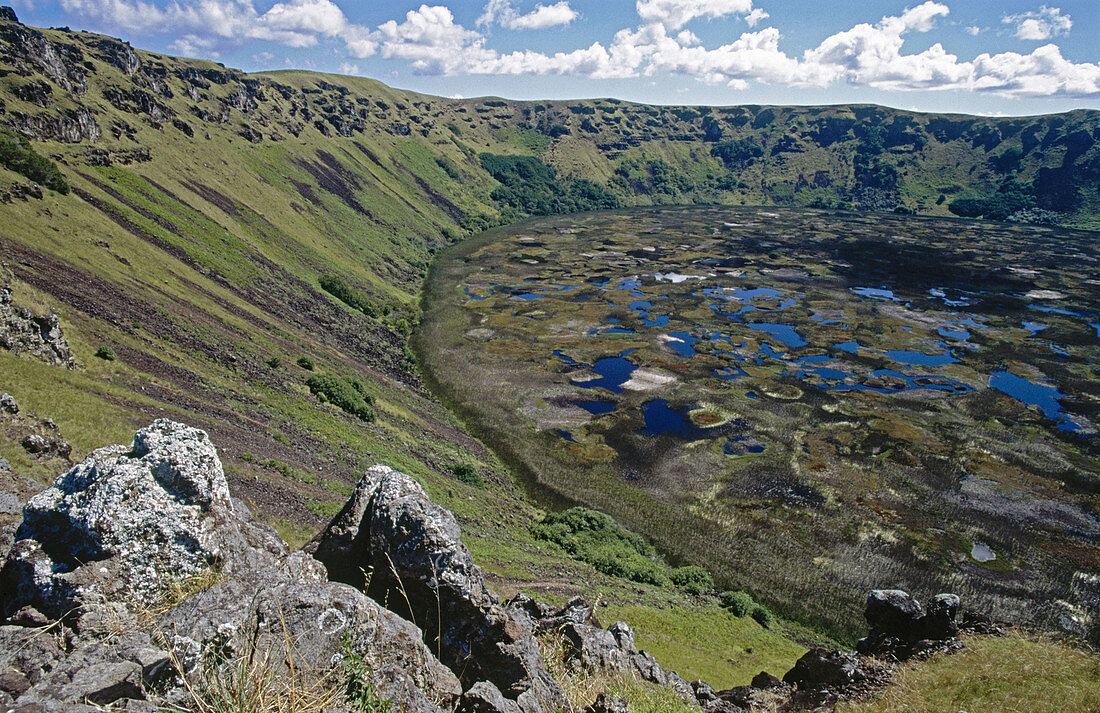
838, 633, 1100, 713
94, 345, 116, 361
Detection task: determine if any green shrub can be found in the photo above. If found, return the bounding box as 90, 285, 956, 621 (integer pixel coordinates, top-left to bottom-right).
94, 345, 116, 361
306, 372, 375, 421
750, 605, 774, 628
480, 153, 619, 217
265, 356, 281, 369
711, 138, 762, 168
0, 129, 69, 194
719, 590, 755, 617
296, 355, 314, 370
319, 274, 379, 317
534, 507, 668, 587
669, 566, 713, 595
451, 463, 483, 487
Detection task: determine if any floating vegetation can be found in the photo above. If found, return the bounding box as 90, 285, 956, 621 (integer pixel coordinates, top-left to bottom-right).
422, 205, 1100, 639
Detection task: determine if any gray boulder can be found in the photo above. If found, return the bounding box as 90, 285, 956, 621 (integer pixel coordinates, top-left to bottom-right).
1, 420, 238, 618
309, 465, 566, 713
0, 421, 461, 713
557, 620, 696, 705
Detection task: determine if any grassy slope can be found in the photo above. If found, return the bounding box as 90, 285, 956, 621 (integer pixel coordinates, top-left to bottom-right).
839, 634, 1100, 713
0, 16, 1097, 696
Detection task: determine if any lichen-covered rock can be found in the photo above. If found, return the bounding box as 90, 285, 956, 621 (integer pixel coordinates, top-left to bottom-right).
1, 420, 235, 617
309, 465, 566, 713
0, 421, 462, 712
556, 619, 696, 705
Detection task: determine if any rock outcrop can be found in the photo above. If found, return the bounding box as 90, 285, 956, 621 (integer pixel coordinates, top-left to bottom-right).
508, 594, 696, 705
0, 269, 75, 368
0, 421, 461, 711
856, 589, 962, 659
308, 464, 567, 713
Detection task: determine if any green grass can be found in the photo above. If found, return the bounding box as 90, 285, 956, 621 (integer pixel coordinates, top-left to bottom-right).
838, 634, 1100, 713
597, 602, 807, 688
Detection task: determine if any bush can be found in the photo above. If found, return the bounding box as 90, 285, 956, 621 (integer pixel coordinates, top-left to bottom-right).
451, 463, 483, 487
265, 356, 281, 369
710, 138, 762, 168
669, 566, 713, 595
306, 372, 375, 421
720, 590, 755, 617
0, 129, 69, 194
95, 345, 116, 361
480, 153, 619, 217
750, 605, 774, 628
319, 274, 379, 318
534, 507, 668, 587
296, 355, 314, 370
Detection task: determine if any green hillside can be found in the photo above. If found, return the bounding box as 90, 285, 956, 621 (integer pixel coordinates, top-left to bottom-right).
0, 10, 1097, 686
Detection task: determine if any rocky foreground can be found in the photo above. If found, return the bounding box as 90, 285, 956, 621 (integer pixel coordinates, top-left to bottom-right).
0, 420, 968, 712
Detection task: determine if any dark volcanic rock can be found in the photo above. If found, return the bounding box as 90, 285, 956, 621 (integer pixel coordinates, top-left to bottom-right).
456, 681, 523, 713
585, 692, 629, 713
309, 465, 566, 713
857, 589, 962, 659
782, 648, 867, 689
864, 589, 923, 637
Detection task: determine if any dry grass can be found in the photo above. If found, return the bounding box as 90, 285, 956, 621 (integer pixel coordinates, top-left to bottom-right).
162, 609, 348, 713
539, 634, 699, 713
838, 632, 1100, 713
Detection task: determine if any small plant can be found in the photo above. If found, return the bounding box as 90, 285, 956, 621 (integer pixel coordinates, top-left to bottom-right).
719, 590, 755, 617
451, 463, 483, 487
297, 355, 314, 370
240, 451, 254, 463
95, 345, 116, 361
669, 566, 713, 596
265, 356, 282, 369
341, 634, 392, 713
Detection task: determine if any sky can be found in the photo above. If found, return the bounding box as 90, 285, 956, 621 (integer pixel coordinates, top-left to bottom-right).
11, 0, 1100, 115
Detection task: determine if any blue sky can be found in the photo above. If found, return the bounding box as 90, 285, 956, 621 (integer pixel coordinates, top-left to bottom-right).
13, 0, 1100, 115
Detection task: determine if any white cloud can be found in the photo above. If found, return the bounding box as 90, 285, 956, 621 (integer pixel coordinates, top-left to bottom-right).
508, 2, 578, 30
339, 61, 359, 74
965, 25, 980, 36
635, 0, 755, 30
1003, 6, 1072, 41
744, 8, 768, 27
477, 0, 577, 30
55, 0, 1100, 100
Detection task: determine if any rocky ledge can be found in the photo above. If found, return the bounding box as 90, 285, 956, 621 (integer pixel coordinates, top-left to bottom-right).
0, 420, 971, 711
